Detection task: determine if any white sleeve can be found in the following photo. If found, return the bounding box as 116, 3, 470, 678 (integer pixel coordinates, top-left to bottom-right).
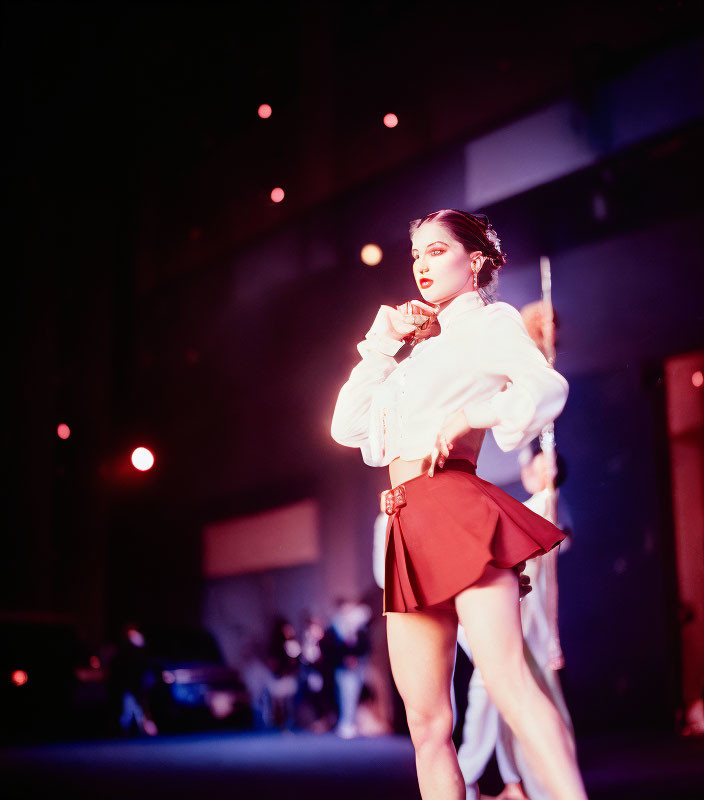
466, 304, 569, 453
330, 306, 402, 458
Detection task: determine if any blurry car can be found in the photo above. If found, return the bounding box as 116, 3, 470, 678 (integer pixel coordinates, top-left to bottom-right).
144, 625, 253, 732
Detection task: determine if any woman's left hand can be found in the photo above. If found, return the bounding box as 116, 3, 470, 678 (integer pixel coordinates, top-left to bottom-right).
427, 431, 453, 477
427, 410, 470, 477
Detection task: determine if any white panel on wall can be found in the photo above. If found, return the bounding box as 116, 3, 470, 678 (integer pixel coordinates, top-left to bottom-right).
465, 36, 704, 211
465, 101, 598, 210
203, 499, 320, 577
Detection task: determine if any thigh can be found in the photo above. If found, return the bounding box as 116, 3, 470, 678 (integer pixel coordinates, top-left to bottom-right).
454, 564, 527, 698
386, 608, 458, 715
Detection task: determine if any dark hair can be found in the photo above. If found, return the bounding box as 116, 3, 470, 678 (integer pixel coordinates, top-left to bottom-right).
409, 209, 507, 303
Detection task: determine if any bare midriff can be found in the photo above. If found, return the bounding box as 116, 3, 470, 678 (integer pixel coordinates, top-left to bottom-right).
389, 457, 430, 489
388, 428, 486, 489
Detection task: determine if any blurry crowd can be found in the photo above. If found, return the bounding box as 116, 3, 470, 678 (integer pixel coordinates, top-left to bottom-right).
241, 598, 393, 738
2, 596, 395, 744
106, 598, 393, 739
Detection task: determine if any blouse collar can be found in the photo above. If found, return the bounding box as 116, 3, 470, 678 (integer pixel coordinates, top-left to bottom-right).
435, 291, 486, 329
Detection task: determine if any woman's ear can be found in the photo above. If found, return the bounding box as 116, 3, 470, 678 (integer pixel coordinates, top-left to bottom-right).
469, 251, 485, 270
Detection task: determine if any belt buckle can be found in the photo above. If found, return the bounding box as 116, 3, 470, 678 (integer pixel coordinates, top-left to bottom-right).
382, 485, 407, 515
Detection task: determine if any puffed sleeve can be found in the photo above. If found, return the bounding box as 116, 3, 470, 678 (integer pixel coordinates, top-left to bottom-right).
330, 305, 402, 460
465, 303, 569, 452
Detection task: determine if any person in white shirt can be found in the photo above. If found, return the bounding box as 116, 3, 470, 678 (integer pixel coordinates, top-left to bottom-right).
457, 446, 576, 800
331, 209, 586, 800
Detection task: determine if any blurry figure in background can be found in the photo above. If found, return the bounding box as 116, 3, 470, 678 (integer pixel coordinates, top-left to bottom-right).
321, 598, 372, 738
265, 616, 301, 730
238, 631, 276, 730
372, 510, 388, 592
519, 301, 560, 363
295, 611, 333, 733
457, 444, 575, 800
108, 622, 158, 737
519, 299, 567, 672
355, 676, 394, 737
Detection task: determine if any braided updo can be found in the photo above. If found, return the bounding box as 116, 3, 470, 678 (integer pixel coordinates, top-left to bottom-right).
409, 209, 506, 303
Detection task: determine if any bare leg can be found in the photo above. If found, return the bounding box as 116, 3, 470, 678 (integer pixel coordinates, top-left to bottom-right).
386, 608, 465, 800
455, 565, 588, 800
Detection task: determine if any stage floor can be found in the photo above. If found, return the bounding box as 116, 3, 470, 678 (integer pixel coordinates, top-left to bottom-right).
1, 730, 703, 799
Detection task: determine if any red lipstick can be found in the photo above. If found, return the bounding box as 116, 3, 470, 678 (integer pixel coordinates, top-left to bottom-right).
420, 278, 433, 288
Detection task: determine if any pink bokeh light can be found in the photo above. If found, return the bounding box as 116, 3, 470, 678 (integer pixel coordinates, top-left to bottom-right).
12, 670, 28, 687
361, 243, 383, 266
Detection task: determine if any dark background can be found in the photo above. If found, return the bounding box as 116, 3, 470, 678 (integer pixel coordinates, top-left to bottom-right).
4, 0, 704, 734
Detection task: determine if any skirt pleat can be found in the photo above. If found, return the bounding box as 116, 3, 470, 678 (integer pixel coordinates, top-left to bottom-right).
383, 459, 565, 615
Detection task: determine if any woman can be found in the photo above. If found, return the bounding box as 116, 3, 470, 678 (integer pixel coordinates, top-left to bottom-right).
330, 209, 587, 800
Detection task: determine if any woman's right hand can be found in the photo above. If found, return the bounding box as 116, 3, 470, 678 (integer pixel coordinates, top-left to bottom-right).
388, 300, 439, 342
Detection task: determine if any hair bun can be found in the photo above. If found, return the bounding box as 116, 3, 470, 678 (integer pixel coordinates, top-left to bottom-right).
490, 252, 507, 270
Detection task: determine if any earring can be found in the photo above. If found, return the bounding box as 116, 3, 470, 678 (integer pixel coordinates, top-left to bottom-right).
472, 268, 478, 290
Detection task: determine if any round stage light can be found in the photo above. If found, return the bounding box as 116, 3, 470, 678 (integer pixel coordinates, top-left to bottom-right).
383, 113, 398, 128
361, 244, 383, 266
57, 423, 71, 440
12, 670, 28, 687
693, 370, 703, 388
131, 447, 155, 472
270, 187, 285, 203
258, 103, 272, 119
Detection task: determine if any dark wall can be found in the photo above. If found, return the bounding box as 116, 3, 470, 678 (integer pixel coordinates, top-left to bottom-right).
556, 368, 679, 731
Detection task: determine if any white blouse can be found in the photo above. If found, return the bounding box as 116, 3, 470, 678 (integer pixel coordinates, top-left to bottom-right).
330, 291, 569, 468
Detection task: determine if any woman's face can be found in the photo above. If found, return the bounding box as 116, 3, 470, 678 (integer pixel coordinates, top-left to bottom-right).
520, 453, 556, 494
410, 220, 483, 305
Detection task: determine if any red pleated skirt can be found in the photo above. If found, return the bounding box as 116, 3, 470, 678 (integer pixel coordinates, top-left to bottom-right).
383, 458, 565, 615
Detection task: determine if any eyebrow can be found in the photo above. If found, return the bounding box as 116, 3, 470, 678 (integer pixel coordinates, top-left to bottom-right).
410, 240, 448, 254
